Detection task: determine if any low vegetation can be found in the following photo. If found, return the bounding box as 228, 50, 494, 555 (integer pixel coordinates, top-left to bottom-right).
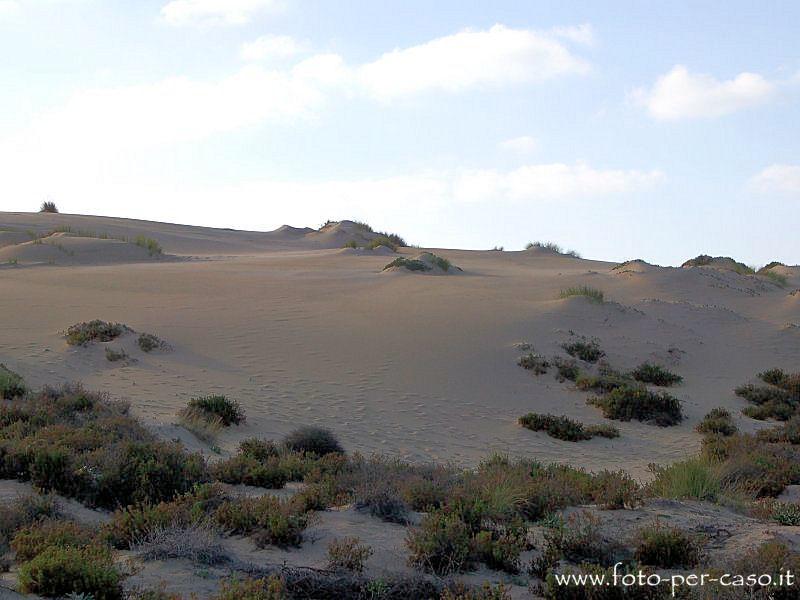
629, 362, 683, 386
283, 426, 343, 456
383, 257, 430, 272
137, 332, 169, 352
561, 337, 604, 362
526, 241, 580, 258
104, 347, 128, 362
39, 201, 58, 213
696, 407, 737, 436
632, 522, 702, 568
517, 352, 549, 375
588, 386, 684, 426
559, 286, 604, 303
736, 367, 799, 421
326, 536, 373, 573
518, 413, 619, 442
184, 395, 245, 427
134, 235, 163, 256
64, 320, 132, 346
0, 363, 26, 399
681, 254, 755, 275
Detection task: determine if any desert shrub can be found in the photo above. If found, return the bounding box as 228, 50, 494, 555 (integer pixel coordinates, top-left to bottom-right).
104, 347, 128, 362
472, 524, 527, 573
383, 257, 430, 272
696, 408, 738, 436
592, 470, 643, 510
183, 395, 245, 427
283, 426, 343, 456
134, 235, 163, 256
327, 536, 373, 573
647, 458, 721, 501
552, 357, 579, 382
562, 337, 605, 362
682, 254, 754, 275
11, 519, 96, 562
64, 320, 131, 345
736, 383, 794, 405
134, 522, 229, 565
429, 254, 452, 272
214, 576, 286, 600
576, 371, 635, 394
629, 362, 682, 386
0, 364, 26, 399
406, 510, 474, 575
588, 386, 683, 426
17, 545, 123, 599
0, 495, 60, 551
517, 353, 549, 375
757, 416, 800, 444
518, 413, 619, 442
559, 286, 604, 303
761, 270, 789, 287
724, 541, 800, 599
534, 512, 621, 574
526, 241, 580, 258
342, 239, 358, 249
633, 522, 702, 568
211, 454, 290, 489
137, 332, 168, 352
366, 236, 398, 251
40, 201, 58, 213
752, 499, 800, 526
213, 495, 309, 548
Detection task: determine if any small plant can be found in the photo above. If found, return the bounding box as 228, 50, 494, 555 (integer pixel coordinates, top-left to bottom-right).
517, 353, 549, 375
696, 408, 737, 436
0, 363, 26, 399
406, 510, 473, 575
647, 458, 721, 501
137, 332, 168, 352
134, 522, 229, 565
629, 362, 683, 386
17, 545, 123, 599
552, 357, 579, 382
326, 536, 373, 573
526, 241, 580, 258
342, 239, 358, 249
64, 320, 132, 346
633, 521, 702, 568
588, 386, 683, 426
366, 236, 398, 251
104, 347, 128, 362
184, 395, 245, 427
11, 519, 95, 562
134, 235, 163, 256
562, 337, 605, 363
213, 495, 309, 548
518, 413, 619, 442
383, 257, 430, 272
40, 201, 59, 213
753, 499, 800, 525
429, 254, 452, 272
283, 426, 343, 456
559, 286, 604, 303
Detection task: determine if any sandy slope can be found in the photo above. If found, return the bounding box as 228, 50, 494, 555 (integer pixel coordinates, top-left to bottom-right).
1, 212, 798, 479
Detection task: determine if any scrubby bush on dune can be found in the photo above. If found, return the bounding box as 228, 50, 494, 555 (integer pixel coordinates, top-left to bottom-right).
137, 332, 169, 352
64, 319, 132, 346
752, 498, 800, 525
0, 363, 26, 399
629, 362, 683, 386
682, 254, 755, 275
134, 522, 229, 565
562, 337, 605, 362
633, 522, 702, 568
182, 394, 245, 427
406, 510, 474, 575
575, 364, 634, 394
213, 495, 310, 548
342, 239, 358, 249
0, 494, 60, 553
532, 511, 621, 577
105, 347, 128, 362
11, 519, 96, 562
588, 386, 684, 426
366, 235, 398, 251
383, 257, 430, 271
552, 356, 579, 382
39, 201, 58, 213
133, 235, 163, 256
517, 352, 549, 375
761, 270, 789, 287
559, 286, 604, 303
327, 536, 373, 573
647, 458, 722, 502
736, 368, 799, 421
283, 426, 343, 456
696, 407, 738, 436
518, 413, 619, 442
526, 241, 580, 258
210, 440, 312, 489
17, 545, 123, 599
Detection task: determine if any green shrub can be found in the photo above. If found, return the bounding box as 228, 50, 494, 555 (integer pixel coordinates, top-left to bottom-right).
213, 495, 309, 548
0, 364, 26, 399
696, 408, 737, 436
366, 236, 398, 251
406, 510, 474, 575
526, 241, 580, 258
283, 426, 343, 456
0, 495, 60, 551
629, 362, 682, 386
17, 545, 123, 599
592, 469, 643, 510
11, 519, 95, 562
211, 454, 291, 489
40, 201, 58, 213
342, 239, 358, 249
552, 357, 579, 382
588, 386, 683, 426
64, 320, 131, 345
429, 254, 452, 272
559, 286, 604, 303
184, 395, 245, 426
534, 512, 621, 573
517, 353, 549, 375
472, 525, 527, 574
382, 257, 430, 272
633, 522, 702, 567
647, 458, 721, 501
518, 413, 619, 442
214, 576, 286, 600
327, 536, 373, 573
134, 235, 163, 256
562, 338, 604, 362
760, 270, 788, 286
137, 332, 168, 352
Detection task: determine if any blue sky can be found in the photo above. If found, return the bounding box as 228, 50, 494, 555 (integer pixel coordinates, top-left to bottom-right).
1, 0, 798, 265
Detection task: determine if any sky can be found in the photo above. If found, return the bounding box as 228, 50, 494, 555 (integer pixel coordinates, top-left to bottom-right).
0, 0, 798, 266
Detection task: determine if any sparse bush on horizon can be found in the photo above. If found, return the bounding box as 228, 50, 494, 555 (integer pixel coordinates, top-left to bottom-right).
526, 241, 580, 258
39, 201, 58, 213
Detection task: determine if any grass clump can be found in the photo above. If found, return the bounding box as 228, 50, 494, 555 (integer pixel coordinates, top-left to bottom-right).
327, 536, 373, 573
629, 362, 683, 386
283, 426, 343, 456
526, 241, 580, 258
17, 545, 123, 599
64, 320, 132, 346
183, 395, 245, 427
588, 386, 683, 426
552, 357, 579, 382
137, 332, 169, 352
559, 286, 604, 303
575, 363, 634, 394
735, 369, 799, 421
633, 522, 702, 568
562, 337, 604, 362
383, 257, 430, 272
647, 458, 722, 502
406, 511, 474, 575
696, 408, 737, 436
0, 363, 26, 399
518, 413, 619, 442
39, 201, 59, 213
366, 236, 398, 251
342, 239, 358, 249
517, 352, 549, 375
214, 495, 310, 548
134, 235, 163, 256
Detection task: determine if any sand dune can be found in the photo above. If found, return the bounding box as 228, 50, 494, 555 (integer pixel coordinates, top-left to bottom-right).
1, 212, 797, 480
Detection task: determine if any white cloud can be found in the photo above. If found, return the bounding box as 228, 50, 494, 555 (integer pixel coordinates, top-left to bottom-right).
499, 136, 538, 153
357, 24, 589, 100
633, 65, 776, 120
749, 164, 800, 196
241, 34, 308, 61
160, 0, 280, 27
551, 23, 594, 45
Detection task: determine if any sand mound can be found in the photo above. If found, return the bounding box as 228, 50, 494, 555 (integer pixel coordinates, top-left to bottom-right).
305, 220, 406, 250
681, 254, 753, 275
276, 225, 314, 236
382, 252, 461, 274
0, 233, 162, 265
611, 259, 660, 274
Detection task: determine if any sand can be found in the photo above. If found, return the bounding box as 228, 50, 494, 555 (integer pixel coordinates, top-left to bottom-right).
1, 212, 798, 480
